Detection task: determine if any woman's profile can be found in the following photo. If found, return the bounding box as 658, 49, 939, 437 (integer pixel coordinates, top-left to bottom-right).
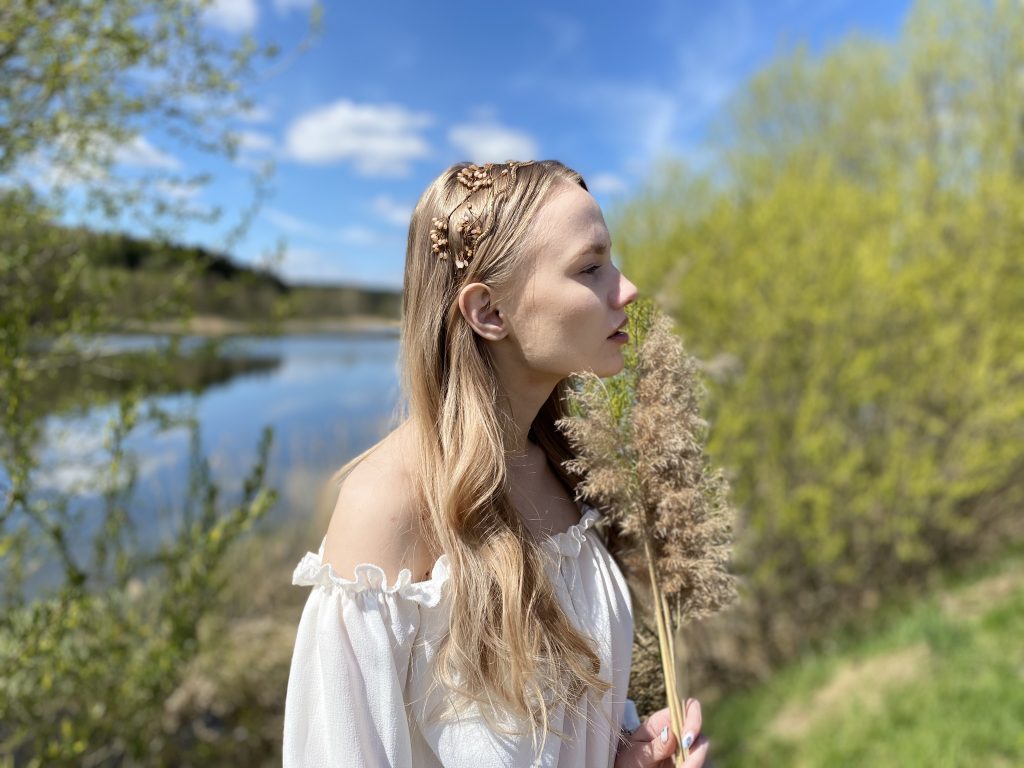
283, 160, 710, 767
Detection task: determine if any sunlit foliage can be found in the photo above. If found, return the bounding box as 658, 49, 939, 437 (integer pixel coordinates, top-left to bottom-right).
612, 0, 1024, 691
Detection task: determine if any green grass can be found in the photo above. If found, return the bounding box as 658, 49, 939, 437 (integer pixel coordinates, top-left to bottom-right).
709, 553, 1024, 767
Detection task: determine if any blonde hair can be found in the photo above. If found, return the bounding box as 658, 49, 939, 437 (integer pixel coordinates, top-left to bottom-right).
331, 161, 616, 755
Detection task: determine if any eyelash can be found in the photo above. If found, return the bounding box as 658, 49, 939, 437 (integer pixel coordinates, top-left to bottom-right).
582, 265, 601, 275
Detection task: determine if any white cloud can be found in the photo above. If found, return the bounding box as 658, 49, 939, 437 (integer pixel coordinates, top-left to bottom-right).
275, 245, 402, 289
115, 136, 181, 171
264, 207, 388, 248
535, 10, 584, 59
153, 178, 203, 201
34, 462, 100, 496
16, 133, 180, 194
540, 2, 752, 175
506, 11, 584, 90
273, 0, 316, 12
276, 246, 354, 284
570, 81, 679, 172
30, 154, 107, 190
32, 412, 181, 496
372, 195, 412, 227
231, 130, 275, 171
203, 0, 259, 33
265, 207, 317, 237
236, 130, 274, 153
447, 122, 539, 163
283, 99, 433, 176
655, 0, 752, 133
336, 226, 377, 247
238, 104, 273, 124
588, 173, 628, 195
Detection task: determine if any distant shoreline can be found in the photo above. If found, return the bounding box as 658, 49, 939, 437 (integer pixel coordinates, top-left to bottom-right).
115, 314, 401, 337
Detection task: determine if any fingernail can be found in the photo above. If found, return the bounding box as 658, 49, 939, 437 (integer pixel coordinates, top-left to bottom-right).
660, 725, 669, 744
682, 732, 694, 750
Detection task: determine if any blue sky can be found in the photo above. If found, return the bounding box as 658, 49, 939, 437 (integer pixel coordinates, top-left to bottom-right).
51, 0, 913, 290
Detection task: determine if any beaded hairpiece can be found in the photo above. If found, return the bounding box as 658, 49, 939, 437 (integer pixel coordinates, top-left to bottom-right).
429, 161, 532, 270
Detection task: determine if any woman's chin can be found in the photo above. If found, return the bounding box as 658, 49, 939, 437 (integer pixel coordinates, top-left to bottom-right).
593, 354, 626, 379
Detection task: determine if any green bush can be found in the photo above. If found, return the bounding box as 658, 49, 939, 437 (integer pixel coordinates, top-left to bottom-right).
612, 0, 1024, 685
0, 429, 276, 766
0, 0, 303, 761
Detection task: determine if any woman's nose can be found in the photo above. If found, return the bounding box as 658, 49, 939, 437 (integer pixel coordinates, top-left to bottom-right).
617, 272, 639, 307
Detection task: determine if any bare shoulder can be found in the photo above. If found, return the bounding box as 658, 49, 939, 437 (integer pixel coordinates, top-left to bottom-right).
321, 423, 436, 585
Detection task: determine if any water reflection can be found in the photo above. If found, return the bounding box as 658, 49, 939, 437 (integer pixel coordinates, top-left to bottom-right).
15, 331, 402, 595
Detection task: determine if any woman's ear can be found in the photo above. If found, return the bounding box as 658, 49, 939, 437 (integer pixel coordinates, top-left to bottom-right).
458, 282, 507, 341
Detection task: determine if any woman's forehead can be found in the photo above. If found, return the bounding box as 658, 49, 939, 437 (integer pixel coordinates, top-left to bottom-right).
531, 184, 609, 256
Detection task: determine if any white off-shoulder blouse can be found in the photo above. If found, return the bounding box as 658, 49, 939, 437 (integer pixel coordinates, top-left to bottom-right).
283, 502, 643, 767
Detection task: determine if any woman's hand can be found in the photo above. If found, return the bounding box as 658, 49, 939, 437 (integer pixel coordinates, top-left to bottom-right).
614, 698, 710, 768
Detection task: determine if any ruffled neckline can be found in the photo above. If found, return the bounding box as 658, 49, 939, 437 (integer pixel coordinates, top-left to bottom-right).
292, 502, 602, 603
543, 505, 601, 557
293, 543, 453, 607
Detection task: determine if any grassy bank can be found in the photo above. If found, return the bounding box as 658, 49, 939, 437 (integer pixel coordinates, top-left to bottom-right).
172, 515, 1024, 767
710, 549, 1024, 767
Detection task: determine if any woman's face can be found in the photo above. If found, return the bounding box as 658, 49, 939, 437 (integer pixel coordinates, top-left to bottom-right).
496, 181, 639, 381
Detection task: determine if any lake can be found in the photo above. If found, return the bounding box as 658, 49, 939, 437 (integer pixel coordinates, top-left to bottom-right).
10, 331, 403, 595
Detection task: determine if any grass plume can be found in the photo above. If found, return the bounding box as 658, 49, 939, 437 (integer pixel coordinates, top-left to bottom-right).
557, 299, 737, 765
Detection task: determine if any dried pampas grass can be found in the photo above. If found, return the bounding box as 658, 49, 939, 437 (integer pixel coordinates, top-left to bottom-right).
557, 299, 737, 765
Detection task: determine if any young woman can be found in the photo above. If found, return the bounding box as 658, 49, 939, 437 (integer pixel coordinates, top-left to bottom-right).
283, 160, 711, 767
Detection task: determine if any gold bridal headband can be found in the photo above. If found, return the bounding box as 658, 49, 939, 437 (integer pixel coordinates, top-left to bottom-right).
429, 160, 534, 270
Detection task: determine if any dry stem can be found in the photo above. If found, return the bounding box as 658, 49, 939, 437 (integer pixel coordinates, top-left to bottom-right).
641, 528, 687, 765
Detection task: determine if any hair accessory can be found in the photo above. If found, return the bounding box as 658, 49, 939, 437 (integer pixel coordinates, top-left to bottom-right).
453, 207, 483, 269
429, 217, 450, 261
456, 164, 496, 193
432, 161, 533, 270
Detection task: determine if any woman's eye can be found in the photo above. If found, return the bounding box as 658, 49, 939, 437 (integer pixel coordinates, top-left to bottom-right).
582, 265, 600, 275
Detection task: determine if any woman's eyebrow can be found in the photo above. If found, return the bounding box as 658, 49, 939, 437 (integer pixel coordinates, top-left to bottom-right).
572, 240, 612, 258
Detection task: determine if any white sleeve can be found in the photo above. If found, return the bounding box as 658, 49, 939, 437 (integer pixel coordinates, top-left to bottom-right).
283, 555, 427, 768
622, 697, 642, 733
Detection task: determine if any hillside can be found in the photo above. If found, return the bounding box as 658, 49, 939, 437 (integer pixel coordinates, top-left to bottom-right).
72, 227, 402, 329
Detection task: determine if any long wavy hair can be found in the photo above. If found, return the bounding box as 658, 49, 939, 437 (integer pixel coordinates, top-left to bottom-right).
332, 160, 615, 754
